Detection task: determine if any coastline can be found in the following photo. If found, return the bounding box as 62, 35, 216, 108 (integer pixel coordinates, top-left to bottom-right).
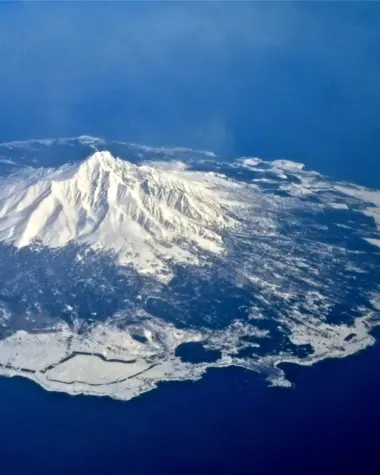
1, 333, 380, 475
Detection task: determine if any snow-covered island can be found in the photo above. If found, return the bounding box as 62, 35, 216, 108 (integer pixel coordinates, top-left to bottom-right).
0, 137, 379, 401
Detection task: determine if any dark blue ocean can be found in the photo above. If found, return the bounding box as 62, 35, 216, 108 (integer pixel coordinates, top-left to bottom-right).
1, 327, 380, 475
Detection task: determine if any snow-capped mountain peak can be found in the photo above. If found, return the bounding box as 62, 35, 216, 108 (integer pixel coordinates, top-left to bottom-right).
0, 151, 240, 280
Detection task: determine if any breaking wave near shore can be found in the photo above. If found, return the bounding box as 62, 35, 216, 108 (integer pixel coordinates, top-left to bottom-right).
0, 136, 379, 401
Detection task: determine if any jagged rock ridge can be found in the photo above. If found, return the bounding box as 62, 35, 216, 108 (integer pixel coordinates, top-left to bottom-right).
0, 151, 240, 280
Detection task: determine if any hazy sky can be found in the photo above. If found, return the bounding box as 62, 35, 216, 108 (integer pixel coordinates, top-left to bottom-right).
0, 2, 379, 185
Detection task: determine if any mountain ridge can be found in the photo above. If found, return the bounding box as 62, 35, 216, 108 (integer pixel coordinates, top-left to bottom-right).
0, 150, 240, 280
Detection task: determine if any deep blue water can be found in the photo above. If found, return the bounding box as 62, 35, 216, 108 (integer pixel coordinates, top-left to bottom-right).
1, 328, 380, 475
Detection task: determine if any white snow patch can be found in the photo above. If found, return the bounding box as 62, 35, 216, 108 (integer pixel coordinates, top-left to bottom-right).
240, 157, 261, 169
272, 160, 305, 171
329, 202, 349, 210
141, 160, 189, 172
364, 238, 380, 248
335, 185, 380, 228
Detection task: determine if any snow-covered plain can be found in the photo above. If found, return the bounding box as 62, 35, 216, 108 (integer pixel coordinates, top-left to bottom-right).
0, 137, 379, 401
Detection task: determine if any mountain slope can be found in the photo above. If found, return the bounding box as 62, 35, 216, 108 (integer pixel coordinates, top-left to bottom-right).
0, 151, 240, 280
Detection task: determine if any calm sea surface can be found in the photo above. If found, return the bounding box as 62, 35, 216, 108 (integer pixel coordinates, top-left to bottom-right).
1, 327, 380, 475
